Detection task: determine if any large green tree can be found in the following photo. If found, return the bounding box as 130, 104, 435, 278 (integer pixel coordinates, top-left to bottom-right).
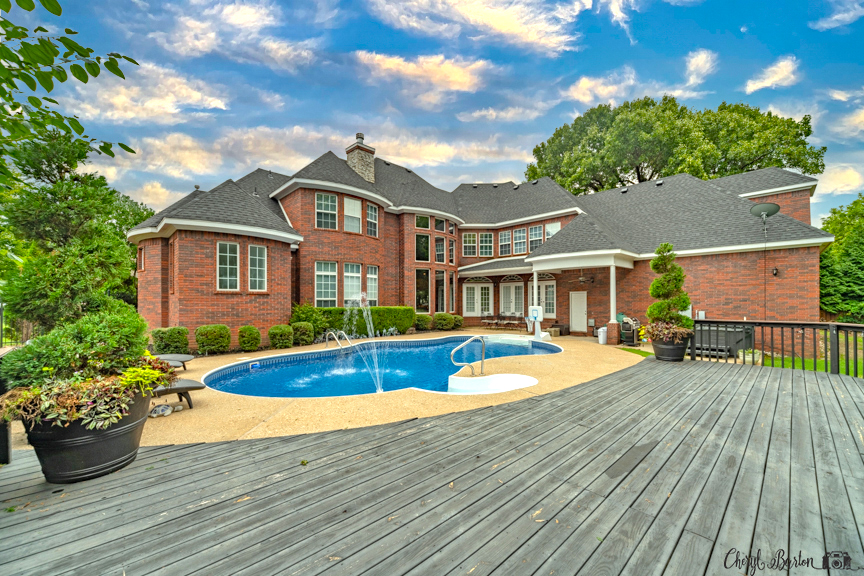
820, 193, 864, 323
527, 96, 826, 195
821, 192, 864, 250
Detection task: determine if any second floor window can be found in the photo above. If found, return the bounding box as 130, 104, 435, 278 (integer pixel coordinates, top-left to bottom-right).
316, 193, 337, 230
344, 197, 362, 233
367, 204, 378, 237
499, 230, 511, 256
416, 234, 430, 261
449, 239, 455, 264
249, 245, 267, 291
462, 233, 477, 257
217, 242, 239, 290
435, 218, 446, 232
514, 228, 527, 254
416, 214, 430, 228
479, 233, 493, 257
435, 237, 445, 263
546, 222, 561, 239
529, 225, 543, 252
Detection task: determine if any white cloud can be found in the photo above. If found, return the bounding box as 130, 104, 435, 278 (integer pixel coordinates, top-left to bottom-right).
830, 107, 864, 139
684, 49, 718, 87
809, 0, 864, 31
816, 164, 864, 197
65, 62, 229, 125
767, 101, 824, 128
740, 25, 748, 33
814, 212, 829, 228
127, 181, 189, 211
564, 66, 638, 105
457, 102, 558, 122
256, 89, 286, 110
128, 133, 226, 179
150, 1, 317, 73
364, 0, 590, 56
355, 51, 494, 109
744, 55, 800, 94
828, 89, 851, 101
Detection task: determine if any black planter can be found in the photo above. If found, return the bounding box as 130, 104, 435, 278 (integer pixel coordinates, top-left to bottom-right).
25, 392, 151, 484
652, 337, 691, 362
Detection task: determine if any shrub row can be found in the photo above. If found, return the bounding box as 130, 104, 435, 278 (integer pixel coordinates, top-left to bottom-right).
302, 305, 416, 336
415, 313, 464, 331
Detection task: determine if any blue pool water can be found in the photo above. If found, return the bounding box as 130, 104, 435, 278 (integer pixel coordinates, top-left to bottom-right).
204, 336, 560, 398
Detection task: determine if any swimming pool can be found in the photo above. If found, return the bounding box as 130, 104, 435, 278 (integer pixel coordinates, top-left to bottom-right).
204, 335, 561, 398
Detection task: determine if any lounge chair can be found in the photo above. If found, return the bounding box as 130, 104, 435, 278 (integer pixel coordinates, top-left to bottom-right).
156, 353, 195, 370
480, 312, 498, 328
152, 379, 206, 409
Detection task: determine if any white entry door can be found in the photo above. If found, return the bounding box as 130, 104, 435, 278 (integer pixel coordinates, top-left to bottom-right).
570, 291, 588, 333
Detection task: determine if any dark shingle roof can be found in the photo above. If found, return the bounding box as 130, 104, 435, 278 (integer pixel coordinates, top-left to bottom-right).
709, 167, 817, 196
459, 257, 531, 274
131, 179, 299, 237
451, 177, 580, 224
529, 212, 639, 258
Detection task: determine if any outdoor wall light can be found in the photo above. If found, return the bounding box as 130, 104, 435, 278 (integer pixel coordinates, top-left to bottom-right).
772, 267, 779, 276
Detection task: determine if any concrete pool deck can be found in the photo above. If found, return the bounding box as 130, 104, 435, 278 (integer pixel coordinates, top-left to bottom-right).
9, 329, 645, 449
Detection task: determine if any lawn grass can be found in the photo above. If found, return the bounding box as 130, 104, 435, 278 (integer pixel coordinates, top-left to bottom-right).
621, 347, 654, 357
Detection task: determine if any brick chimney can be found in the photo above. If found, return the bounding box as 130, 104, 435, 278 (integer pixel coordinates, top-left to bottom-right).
346, 132, 375, 183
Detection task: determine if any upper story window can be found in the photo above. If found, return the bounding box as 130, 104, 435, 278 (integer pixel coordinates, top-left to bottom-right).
546, 222, 561, 239
449, 222, 455, 234
367, 204, 379, 237
529, 225, 543, 252
416, 234, 430, 261
513, 228, 527, 254
462, 233, 477, 257
315, 261, 337, 307
249, 245, 267, 292
217, 242, 239, 291
415, 215, 430, 229
137, 247, 145, 271
499, 231, 511, 256
344, 263, 361, 304
449, 239, 455, 264
435, 237, 445, 263
367, 265, 379, 306
316, 193, 337, 230
344, 197, 362, 233
479, 233, 493, 257
435, 218, 446, 232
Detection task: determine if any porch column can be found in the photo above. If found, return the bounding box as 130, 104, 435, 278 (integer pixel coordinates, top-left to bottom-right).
607, 265, 620, 345
533, 271, 538, 310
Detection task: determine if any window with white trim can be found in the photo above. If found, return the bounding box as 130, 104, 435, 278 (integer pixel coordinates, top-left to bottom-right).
449, 239, 455, 264
500, 282, 524, 315
137, 247, 145, 271
367, 265, 378, 306
217, 242, 239, 290
449, 222, 455, 234
344, 197, 362, 233
416, 234, 430, 261
344, 263, 361, 304
315, 261, 337, 307
529, 280, 556, 316
416, 269, 430, 312
316, 193, 337, 230
545, 222, 561, 239
513, 228, 527, 254
449, 272, 455, 312
367, 204, 378, 237
249, 245, 267, 291
529, 225, 543, 252
435, 218, 445, 232
416, 215, 430, 228
435, 237, 445, 263
462, 277, 493, 317
462, 233, 477, 257
499, 230, 511, 256
479, 233, 493, 257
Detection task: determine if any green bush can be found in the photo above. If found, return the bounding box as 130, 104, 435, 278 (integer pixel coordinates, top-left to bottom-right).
434, 312, 455, 330
150, 326, 189, 354
268, 324, 294, 349
292, 322, 314, 346
195, 324, 231, 354
0, 301, 148, 388
415, 314, 433, 331
646, 243, 693, 330
452, 315, 464, 329
238, 326, 261, 352
291, 302, 327, 336
317, 306, 416, 335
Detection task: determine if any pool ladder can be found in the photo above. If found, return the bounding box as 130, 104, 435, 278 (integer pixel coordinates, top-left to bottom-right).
325, 329, 353, 350
450, 336, 486, 376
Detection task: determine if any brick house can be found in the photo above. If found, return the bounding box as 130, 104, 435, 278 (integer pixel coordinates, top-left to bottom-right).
128, 133, 833, 347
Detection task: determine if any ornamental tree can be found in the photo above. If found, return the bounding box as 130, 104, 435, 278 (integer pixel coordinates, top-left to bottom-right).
646, 243, 694, 330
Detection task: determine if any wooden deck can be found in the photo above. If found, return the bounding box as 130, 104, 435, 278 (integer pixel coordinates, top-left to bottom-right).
2, 359, 864, 575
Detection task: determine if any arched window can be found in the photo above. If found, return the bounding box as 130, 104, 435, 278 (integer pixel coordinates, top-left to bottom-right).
500, 275, 523, 283
465, 276, 493, 283
538, 273, 555, 280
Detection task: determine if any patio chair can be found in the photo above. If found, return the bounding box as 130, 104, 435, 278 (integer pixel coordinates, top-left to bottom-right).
481, 312, 498, 328
156, 353, 195, 370
501, 313, 518, 328
152, 379, 206, 409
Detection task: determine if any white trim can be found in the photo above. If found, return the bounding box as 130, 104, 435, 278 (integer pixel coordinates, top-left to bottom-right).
737, 183, 816, 199
127, 218, 304, 244
314, 261, 338, 308
458, 266, 533, 278
462, 282, 493, 317
499, 281, 524, 315
270, 178, 394, 208
462, 232, 478, 257
415, 268, 431, 314
216, 241, 240, 292
248, 244, 267, 292
276, 200, 292, 227
633, 237, 833, 259
526, 248, 639, 263
366, 265, 379, 306
457, 207, 582, 229
387, 205, 465, 224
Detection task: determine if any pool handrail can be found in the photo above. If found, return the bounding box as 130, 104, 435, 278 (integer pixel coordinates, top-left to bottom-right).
451, 335, 486, 376
324, 329, 353, 350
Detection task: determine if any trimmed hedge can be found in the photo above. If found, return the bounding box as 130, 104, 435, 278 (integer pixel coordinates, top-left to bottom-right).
414, 314, 433, 331
238, 326, 261, 352
292, 321, 314, 346
317, 306, 416, 335
452, 315, 464, 329
268, 324, 294, 349
195, 324, 230, 354
290, 302, 327, 336
434, 312, 455, 330
151, 326, 189, 354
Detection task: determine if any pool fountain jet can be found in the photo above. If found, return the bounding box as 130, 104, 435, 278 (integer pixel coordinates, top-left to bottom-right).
343, 293, 383, 393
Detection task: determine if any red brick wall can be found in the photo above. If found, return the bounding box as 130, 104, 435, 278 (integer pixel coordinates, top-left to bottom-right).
459, 214, 576, 267
137, 238, 169, 330
401, 212, 460, 314
747, 189, 812, 224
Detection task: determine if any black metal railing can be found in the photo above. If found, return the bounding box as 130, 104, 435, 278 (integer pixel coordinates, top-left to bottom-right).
691, 319, 864, 377
0, 306, 32, 348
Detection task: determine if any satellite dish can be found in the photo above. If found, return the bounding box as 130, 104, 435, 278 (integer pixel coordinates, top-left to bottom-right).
750, 203, 780, 218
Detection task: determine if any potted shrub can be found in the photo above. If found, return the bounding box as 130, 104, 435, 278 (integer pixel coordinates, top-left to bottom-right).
644, 243, 694, 362
0, 302, 174, 483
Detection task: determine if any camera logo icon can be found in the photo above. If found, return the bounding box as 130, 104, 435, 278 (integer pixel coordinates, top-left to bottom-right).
822, 551, 852, 570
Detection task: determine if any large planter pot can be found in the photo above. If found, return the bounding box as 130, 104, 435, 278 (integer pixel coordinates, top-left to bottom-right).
652, 337, 691, 362
25, 391, 151, 484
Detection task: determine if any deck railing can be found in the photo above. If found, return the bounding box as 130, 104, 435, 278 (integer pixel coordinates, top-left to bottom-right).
690, 319, 864, 377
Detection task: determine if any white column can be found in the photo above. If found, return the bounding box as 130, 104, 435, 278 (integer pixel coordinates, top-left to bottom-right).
533, 271, 538, 308
609, 265, 617, 322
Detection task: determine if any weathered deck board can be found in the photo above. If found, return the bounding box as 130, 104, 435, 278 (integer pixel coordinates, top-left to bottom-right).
2, 358, 863, 576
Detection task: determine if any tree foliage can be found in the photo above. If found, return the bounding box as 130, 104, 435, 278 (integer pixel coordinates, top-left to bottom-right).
526, 96, 826, 195
821, 192, 864, 251
646, 243, 694, 329
820, 195, 864, 324
0, 0, 137, 186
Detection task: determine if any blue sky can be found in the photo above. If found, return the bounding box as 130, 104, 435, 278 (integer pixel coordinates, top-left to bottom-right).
26, 0, 864, 226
